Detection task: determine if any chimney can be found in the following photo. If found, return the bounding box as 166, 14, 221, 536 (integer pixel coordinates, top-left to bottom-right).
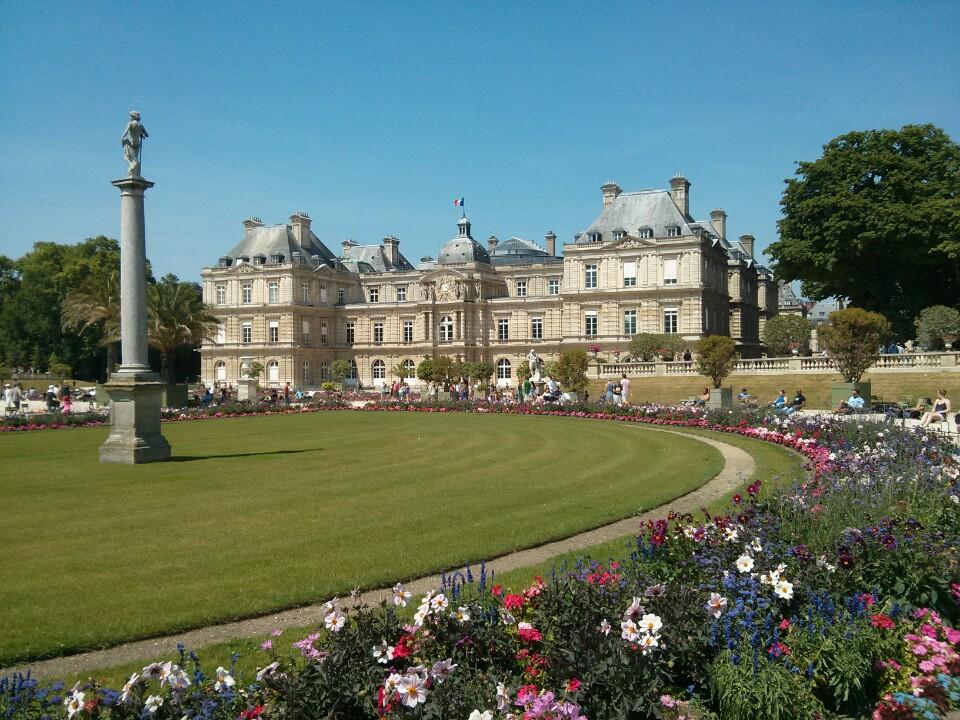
601, 181, 622, 209
710, 208, 727, 241
242, 217, 264, 236
341, 239, 357, 254
290, 212, 311, 244
545, 231, 557, 256
487, 235, 499, 252
739, 234, 756, 258
669, 175, 690, 217
382, 236, 400, 266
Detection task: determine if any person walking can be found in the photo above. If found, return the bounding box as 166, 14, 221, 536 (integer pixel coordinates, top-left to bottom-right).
620, 373, 631, 404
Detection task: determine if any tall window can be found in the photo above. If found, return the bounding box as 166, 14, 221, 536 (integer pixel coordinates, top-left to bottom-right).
320, 285, 327, 303
496, 358, 511, 380
215, 361, 226, 382
349, 360, 358, 379
216, 285, 226, 305
585, 264, 598, 289
402, 359, 416, 378
498, 318, 509, 341
269, 320, 279, 343
623, 309, 637, 335
397, 285, 407, 302
516, 280, 527, 297
241, 283, 252, 304
373, 322, 384, 343
302, 319, 311, 343
320, 321, 327, 344
584, 311, 598, 337
623, 261, 637, 287
548, 279, 560, 295
268, 281, 280, 304
300, 282, 308, 303
531, 317, 543, 340
663, 257, 678, 285
368, 287, 379, 303
319, 360, 330, 380
337, 288, 345, 304
664, 308, 679, 334
346, 321, 355, 344
242, 322, 252, 344
267, 360, 279, 383
302, 361, 311, 385
216, 322, 225, 344
372, 360, 386, 379
439, 315, 454, 342
403, 320, 413, 343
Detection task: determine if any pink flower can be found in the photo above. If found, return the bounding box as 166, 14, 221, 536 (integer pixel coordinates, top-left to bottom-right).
912, 643, 929, 656
918, 659, 935, 673
260, 639, 273, 651
660, 695, 677, 708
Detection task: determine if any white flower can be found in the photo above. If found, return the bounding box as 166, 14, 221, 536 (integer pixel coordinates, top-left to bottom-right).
430, 658, 457, 682
759, 568, 780, 586
496, 681, 510, 711
623, 596, 644, 620
392, 583, 411, 607
452, 606, 471, 623
751, 538, 763, 553
951, 495, 959, 505
142, 662, 164, 680
469, 712, 494, 720
774, 580, 794, 600
724, 526, 739, 543
397, 674, 427, 707
736, 554, 755, 573
706, 592, 728, 619
64, 691, 85, 718
372, 642, 395, 664
638, 613, 663, 635
383, 672, 403, 694
255, 661, 280, 681
166, 667, 191, 691
214, 666, 235, 692
323, 597, 340, 611
144, 695, 163, 714
324, 610, 346, 632
120, 673, 139, 704
683, 526, 696, 539
429, 593, 449, 611
413, 606, 429, 627
599, 618, 611, 636
620, 619, 640, 642
639, 633, 660, 654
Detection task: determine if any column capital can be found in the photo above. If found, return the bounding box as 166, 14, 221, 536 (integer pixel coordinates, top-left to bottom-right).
112, 176, 155, 193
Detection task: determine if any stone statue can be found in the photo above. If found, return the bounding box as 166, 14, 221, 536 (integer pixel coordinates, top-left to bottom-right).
527, 348, 542, 381
122, 111, 149, 177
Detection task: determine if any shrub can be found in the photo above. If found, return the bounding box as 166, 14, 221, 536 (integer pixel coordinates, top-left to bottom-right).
762, 314, 812, 356
818, 307, 892, 382
330, 359, 352, 388
915, 305, 960, 350
695, 335, 738, 388
551, 349, 589, 393
629, 333, 685, 361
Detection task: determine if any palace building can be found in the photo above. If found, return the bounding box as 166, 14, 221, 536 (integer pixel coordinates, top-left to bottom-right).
199, 176, 779, 388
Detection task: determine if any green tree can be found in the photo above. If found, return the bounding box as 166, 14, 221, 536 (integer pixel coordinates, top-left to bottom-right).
695, 335, 738, 389
762, 314, 813, 356
817, 308, 892, 383
147, 274, 218, 385
516, 360, 532, 383
551, 349, 589, 393
415, 358, 435, 383
47, 354, 72, 383
61, 270, 121, 377
471, 362, 493, 383
330, 359, 352, 388
628, 333, 686, 361
767, 124, 960, 336
914, 305, 960, 350
430, 356, 455, 385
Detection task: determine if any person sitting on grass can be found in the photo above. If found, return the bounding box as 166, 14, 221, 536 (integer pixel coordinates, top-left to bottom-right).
785, 389, 806, 415
919, 389, 951, 428
836, 389, 865, 414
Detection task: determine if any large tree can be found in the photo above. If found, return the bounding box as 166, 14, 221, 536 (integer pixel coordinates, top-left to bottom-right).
767, 124, 960, 336
147, 274, 218, 385
61, 270, 122, 377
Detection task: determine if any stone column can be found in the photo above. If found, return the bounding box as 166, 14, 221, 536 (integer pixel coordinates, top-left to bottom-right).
99, 176, 172, 464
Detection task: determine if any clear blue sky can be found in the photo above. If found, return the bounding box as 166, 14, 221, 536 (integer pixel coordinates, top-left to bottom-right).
1, 1, 958, 281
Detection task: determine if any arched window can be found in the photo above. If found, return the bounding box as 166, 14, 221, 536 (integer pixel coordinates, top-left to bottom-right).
439, 315, 454, 342
496, 358, 511, 380
402, 359, 416, 379
267, 360, 280, 383
302, 360, 311, 385
372, 360, 386, 379
349, 360, 358, 379
215, 361, 226, 382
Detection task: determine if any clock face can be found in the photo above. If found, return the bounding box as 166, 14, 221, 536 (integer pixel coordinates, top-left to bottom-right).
439, 281, 450, 294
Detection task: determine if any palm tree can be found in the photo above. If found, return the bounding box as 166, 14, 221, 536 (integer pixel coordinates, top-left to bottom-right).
61, 270, 121, 378
147, 275, 218, 385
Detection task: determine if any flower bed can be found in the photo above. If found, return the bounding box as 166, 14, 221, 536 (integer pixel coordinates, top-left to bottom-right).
3, 409, 959, 718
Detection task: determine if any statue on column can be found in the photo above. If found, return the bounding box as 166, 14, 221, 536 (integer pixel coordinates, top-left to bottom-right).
527, 348, 543, 382
122, 111, 149, 177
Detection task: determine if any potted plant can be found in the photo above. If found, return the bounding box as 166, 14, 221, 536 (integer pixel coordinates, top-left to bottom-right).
694, 335, 738, 408
587, 344, 600, 359
817, 307, 891, 410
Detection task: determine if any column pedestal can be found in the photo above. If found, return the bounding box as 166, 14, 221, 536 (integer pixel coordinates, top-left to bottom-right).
99, 368, 171, 463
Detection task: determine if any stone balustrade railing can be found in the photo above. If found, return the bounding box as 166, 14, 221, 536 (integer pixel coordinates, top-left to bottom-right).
593, 352, 959, 379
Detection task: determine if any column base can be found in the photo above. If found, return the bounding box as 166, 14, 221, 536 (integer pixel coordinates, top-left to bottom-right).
99, 369, 171, 464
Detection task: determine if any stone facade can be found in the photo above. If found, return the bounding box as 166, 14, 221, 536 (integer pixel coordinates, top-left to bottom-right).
200, 178, 780, 388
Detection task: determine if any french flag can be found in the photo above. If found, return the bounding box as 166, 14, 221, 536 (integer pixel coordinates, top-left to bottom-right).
453, 197, 465, 207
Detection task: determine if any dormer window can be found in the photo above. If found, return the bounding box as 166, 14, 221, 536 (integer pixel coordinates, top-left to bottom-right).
253, 254, 266, 265
589, 232, 602, 243
612, 230, 625, 242
666, 226, 682, 238
638, 227, 653, 239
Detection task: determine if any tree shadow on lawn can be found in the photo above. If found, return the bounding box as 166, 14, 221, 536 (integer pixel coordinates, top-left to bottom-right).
168, 448, 320, 462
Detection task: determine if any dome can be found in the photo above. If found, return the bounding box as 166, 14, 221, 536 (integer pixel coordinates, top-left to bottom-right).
438, 237, 490, 265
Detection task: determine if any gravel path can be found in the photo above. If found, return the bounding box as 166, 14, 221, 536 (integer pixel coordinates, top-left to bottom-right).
4, 425, 754, 680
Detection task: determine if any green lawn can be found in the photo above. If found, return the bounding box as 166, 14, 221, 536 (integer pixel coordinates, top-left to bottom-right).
0, 411, 723, 666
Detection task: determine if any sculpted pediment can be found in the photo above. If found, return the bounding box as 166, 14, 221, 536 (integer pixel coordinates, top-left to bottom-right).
234, 263, 259, 274
607, 234, 656, 250
419, 269, 469, 302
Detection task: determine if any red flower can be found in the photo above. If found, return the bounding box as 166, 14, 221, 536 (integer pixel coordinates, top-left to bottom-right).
491, 584, 504, 596
504, 594, 527, 611
241, 706, 265, 719
778, 619, 791, 631
871, 613, 896, 630
565, 678, 582, 692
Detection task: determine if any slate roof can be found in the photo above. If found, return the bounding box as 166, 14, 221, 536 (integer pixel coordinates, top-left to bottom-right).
577, 190, 696, 245
340, 244, 415, 273
778, 281, 804, 308
491, 236, 547, 256
226, 225, 338, 265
